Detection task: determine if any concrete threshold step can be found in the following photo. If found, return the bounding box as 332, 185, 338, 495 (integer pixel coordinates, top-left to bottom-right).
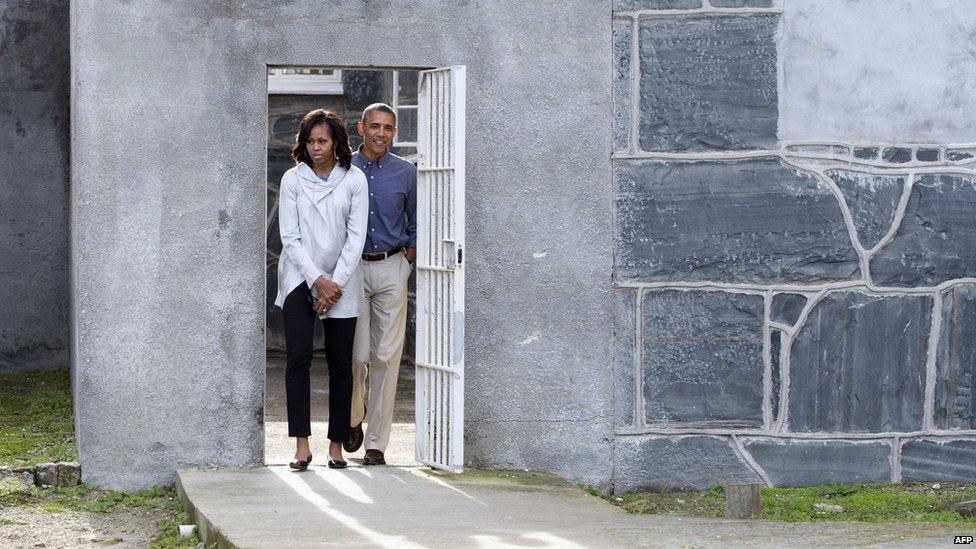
176, 465, 630, 548
176, 466, 962, 548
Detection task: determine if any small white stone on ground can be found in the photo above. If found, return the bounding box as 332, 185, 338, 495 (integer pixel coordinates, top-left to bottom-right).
813, 503, 844, 513
178, 525, 196, 540
931, 483, 941, 490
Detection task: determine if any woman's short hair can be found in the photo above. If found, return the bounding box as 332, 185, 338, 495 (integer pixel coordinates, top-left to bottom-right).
292, 109, 352, 169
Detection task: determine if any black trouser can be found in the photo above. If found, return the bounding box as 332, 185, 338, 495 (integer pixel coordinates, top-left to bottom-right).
282, 283, 356, 442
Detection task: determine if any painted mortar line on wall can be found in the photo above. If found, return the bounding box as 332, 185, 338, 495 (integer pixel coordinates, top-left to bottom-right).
795, 162, 976, 177
775, 158, 976, 177
762, 291, 773, 430
612, 150, 782, 161
635, 286, 645, 430
615, 278, 976, 296
768, 321, 792, 335
923, 289, 944, 432
891, 435, 902, 483
731, 434, 772, 487
629, 16, 640, 155
614, 428, 976, 440
616, 8, 783, 18
614, 147, 976, 172
865, 172, 916, 257
779, 158, 871, 279
774, 289, 827, 433
781, 139, 976, 147
774, 5, 785, 146
776, 328, 789, 426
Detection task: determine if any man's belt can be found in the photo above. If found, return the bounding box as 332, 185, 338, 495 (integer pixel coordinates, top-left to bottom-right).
362, 246, 403, 262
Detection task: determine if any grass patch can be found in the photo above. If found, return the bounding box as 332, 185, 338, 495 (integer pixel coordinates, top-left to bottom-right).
614, 483, 976, 523
0, 370, 77, 467
578, 484, 605, 498
1, 483, 173, 514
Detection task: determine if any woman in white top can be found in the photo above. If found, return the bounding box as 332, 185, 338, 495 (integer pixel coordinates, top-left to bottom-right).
275, 109, 368, 470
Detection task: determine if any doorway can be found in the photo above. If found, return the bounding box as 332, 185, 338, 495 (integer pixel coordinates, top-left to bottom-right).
263, 67, 419, 466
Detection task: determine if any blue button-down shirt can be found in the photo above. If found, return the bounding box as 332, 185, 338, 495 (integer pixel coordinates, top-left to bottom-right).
351, 148, 417, 253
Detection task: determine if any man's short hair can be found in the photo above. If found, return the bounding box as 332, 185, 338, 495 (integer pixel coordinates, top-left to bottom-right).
361, 103, 397, 125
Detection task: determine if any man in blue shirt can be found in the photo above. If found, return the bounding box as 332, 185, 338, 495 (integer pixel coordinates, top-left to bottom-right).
345, 103, 417, 466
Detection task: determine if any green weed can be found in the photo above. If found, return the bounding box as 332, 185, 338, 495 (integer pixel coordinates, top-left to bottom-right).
615, 482, 976, 523
0, 370, 76, 467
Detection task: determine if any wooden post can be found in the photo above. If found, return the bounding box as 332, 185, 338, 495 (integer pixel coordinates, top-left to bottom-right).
725, 483, 761, 519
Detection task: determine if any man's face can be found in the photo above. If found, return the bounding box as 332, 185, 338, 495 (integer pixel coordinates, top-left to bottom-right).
357, 110, 397, 159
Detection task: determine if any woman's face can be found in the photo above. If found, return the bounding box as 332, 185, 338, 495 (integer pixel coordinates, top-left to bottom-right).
305, 123, 335, 167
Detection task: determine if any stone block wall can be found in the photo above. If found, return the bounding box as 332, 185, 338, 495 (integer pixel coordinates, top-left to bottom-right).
612, 0, 976, 491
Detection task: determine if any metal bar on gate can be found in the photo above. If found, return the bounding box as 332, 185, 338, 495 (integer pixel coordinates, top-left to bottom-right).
416, 362, 457, 375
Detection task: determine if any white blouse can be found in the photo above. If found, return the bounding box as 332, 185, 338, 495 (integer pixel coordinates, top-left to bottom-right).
274, 162, 368, 318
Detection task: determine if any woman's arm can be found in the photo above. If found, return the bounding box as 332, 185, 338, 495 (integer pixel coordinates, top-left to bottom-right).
278, 173, 325, 288
331, 173, 369, 288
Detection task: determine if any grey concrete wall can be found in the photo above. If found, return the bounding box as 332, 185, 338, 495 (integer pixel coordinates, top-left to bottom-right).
71, 1, 612, 489
0, 0, 69, 373
612, 0, 976, 491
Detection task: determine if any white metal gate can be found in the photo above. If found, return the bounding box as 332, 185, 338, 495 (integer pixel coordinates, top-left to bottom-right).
415, 66, 466, 473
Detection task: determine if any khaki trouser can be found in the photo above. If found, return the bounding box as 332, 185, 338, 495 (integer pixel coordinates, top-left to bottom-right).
350, 251, 411, 452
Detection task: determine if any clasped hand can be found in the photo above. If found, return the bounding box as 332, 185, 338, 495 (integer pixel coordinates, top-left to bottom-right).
313, 277, 343, 316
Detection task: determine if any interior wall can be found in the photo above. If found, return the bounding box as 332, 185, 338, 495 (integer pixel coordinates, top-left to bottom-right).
71, 1, 613, 489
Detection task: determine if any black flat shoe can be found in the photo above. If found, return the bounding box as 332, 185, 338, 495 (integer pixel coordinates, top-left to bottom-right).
327, 458, 347, 469
289, 454, 312, 471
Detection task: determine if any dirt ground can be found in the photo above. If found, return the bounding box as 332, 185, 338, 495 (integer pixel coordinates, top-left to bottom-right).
0, 506, 177, 548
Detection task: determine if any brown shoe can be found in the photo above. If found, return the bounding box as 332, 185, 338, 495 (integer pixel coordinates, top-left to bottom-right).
363, 449, 386, 466
344, 423, 364, 453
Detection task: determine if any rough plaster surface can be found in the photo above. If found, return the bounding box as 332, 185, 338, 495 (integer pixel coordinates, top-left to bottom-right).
614, 0, 701, 10
71, 1, 612, 489
0, 0, 69, 372
710, 0, 773, 7
780, 0, 976, 143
